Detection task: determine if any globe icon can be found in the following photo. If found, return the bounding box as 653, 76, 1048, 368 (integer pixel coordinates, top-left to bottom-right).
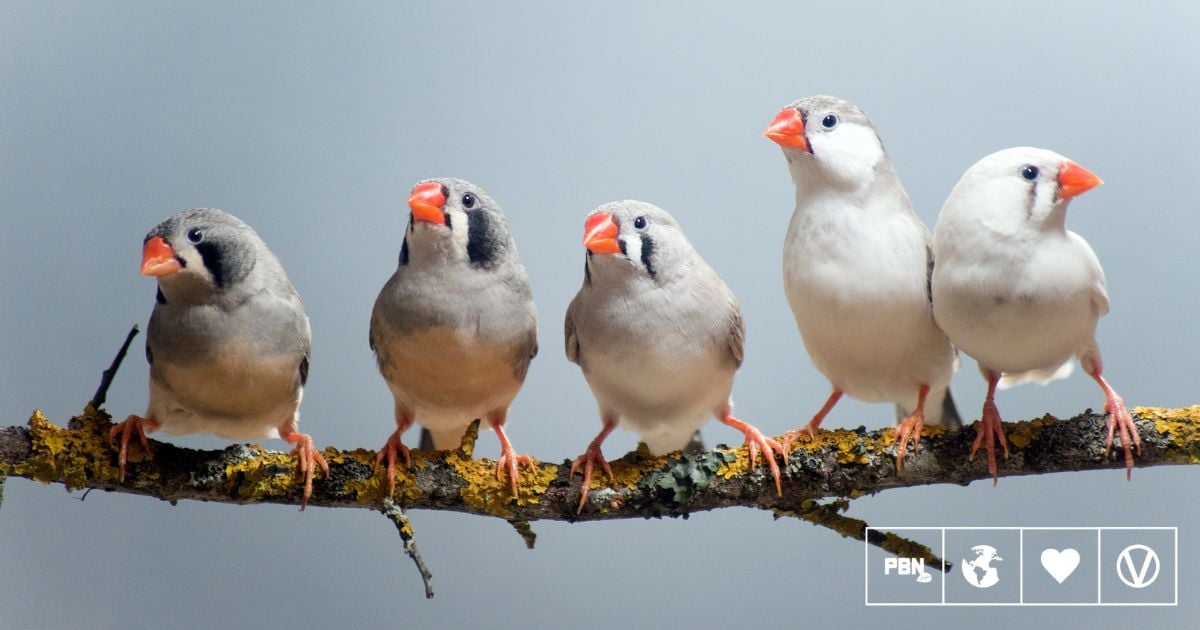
960, 545, 1003, 588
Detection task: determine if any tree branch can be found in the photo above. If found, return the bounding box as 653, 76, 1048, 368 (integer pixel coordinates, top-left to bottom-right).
2, 404, 1196, 593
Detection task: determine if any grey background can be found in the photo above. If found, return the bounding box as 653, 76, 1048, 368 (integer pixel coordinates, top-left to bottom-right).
1, 1, 1196, 627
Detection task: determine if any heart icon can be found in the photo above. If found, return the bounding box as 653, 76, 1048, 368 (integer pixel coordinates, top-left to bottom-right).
1040, 548, 1081, 584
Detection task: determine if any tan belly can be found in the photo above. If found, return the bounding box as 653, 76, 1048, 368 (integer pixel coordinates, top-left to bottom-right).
378, 326, 523, 422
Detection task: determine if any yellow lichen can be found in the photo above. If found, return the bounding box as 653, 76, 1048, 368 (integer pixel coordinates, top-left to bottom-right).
1136, 405, 1200, 463
782, 427, 901, 465
1007, 414, 1055, 449
446, 447, 557, 517
15, 408, 123, 489
222, 445, 302, 499
330, 447, 422, 505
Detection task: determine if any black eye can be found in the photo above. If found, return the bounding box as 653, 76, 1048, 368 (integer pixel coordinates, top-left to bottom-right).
633, 216, 647, 230
461, 192, 476, 209
1021, 165, 1040, 181
821, 113, 839, 129
186, 228, 204, 244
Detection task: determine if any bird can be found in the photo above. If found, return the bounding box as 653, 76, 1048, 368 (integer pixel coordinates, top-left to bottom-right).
763, 95, 960, 469
110, 208, 327, 509
564, 200, 785, 513
370, 178, 538, 497
930, 147, 1139, 481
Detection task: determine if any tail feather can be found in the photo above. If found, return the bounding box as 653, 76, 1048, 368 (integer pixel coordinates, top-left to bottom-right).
895, 385, 961, 429
418, 427, 435, 451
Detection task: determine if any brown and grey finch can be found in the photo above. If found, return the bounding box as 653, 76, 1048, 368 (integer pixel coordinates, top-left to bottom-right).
370, 178, 538, 496
110, 208, 327, 509
764, 95, 960, 468
931, 147, 1139, 482
565, 200, 785, 513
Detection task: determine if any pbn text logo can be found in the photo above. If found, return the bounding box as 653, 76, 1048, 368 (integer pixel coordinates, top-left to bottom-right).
883, 557, 932, 583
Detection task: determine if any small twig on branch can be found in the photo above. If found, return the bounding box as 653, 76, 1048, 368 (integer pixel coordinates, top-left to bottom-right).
88, 324, 140, 410
509, 520, 537, 550
776, 499, 951, 572
381, 498, 434, 599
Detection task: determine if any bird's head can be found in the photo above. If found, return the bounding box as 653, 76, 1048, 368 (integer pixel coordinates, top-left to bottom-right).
401, 177, 513, 269
764, 95, 887, 190
947, 147, 1102, 233
141, 208, 260, 301
581, 200, 695, 284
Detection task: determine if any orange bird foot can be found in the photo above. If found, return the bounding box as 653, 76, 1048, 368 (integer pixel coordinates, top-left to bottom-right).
108, 415, 159, 482
283, 431, 329, 511
374, 430, 412, 499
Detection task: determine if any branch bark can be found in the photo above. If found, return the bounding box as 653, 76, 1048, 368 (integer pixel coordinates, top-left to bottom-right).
2, 404, 1197, 593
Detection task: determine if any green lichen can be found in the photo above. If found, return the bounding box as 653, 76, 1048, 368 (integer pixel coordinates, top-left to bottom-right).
653, 449, 735, 504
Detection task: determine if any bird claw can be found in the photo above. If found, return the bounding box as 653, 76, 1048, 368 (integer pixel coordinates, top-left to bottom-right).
283, 431, 328, 511
723, 415, 785, 496
969, 400, 1008, 485
570, 444, 614, 514
780, 423, 818, 455
895, 412, 925, 471
108, 415, 159, 482
496, 449, 534, 497
374, 431, 412, 499
1103, 392, 1141, 480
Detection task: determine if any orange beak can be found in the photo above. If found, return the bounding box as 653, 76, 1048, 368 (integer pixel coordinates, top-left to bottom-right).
1057, 161, 1103, 200
408, 181, 447, 225
763, 108, 810, 152
141, 236, 181, 276
583, 212, 622, 254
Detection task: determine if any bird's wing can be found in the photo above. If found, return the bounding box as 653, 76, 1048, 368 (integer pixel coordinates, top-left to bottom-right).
726, 300, 745, 368
564, 292, 582, 365
1070, 231, 1110, 317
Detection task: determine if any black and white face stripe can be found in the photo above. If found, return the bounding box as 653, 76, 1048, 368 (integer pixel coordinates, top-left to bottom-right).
601, 229, 657, 281
193, 240, 231, 289
466, 207, 501, 266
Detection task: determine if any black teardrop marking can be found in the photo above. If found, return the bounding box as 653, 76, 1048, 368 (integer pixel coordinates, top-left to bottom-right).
145, 342, 153, 366
583, 252, 592, 286
193, 241, 228, 289
156, 287, 167, 304
399, 235, 410, 266
640, 234, 657, 280
299, 354, 310, 387
466, 209, 500, 266
925, 244, 934, 305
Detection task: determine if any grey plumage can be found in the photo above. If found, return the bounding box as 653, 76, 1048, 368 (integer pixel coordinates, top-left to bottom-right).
370, 178, 537, 494
566, 200, 783, 510
144, 208, 311, 440
112, 207, 326, 507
